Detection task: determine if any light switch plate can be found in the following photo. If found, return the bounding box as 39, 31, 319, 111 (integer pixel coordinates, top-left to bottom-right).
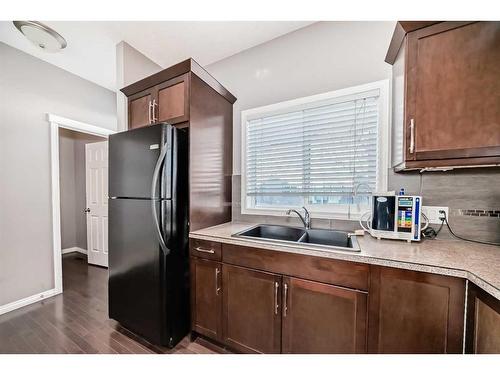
422, 206, 449, 224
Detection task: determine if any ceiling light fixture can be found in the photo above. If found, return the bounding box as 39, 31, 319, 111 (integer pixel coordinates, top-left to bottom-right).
13, 21, 67, 53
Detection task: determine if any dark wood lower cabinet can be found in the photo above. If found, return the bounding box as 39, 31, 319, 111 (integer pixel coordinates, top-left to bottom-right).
368, 266, 466, 353
222, 265, 281, 353
466, 283, 500, 354
190, 258, 222, 341
189, 241, 492, 354
281, 277, 367, 353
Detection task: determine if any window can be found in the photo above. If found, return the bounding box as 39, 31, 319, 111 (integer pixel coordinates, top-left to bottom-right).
241, 80, 389, 219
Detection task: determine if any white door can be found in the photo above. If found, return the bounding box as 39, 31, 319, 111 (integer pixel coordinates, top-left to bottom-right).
85, 141, 109, 267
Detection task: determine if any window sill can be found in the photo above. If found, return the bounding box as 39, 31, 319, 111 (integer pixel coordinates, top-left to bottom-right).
241, 207, 365, 221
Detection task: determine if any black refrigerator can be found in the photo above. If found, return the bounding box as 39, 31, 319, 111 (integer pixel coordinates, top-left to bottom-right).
108, 123, 189, 347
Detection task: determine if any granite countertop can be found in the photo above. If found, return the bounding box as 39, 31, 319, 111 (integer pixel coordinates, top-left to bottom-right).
190, 222, 500, 300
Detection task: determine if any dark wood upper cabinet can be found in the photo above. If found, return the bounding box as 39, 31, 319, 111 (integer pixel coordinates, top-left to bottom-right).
154, 73, 190, 124
128, 90, 153, 129
368, 266, 465, 353
222, 264, 281, 354
389, 21, 500, 170
281, 277, 367, 354
466, 283, 500, 354
126, 73, 189, 127
190, 258, 222, 341
121, 58, 235, 232
121, 58, 236, 130
408, 22, 500, 161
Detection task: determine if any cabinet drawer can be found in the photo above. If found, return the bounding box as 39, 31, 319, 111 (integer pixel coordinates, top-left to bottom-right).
222, 243, 369, 291
190, 238, 222, 261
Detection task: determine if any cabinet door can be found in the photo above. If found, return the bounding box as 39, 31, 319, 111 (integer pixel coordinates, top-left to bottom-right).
406, 22, 500, 162
466, 284, 500, 354
222, 265, 281, 353
155, 74, 189, 124
190, 258, 222, 341
128, 90, 153, 129
368, 266, 465, 353
282, 277, 367, 353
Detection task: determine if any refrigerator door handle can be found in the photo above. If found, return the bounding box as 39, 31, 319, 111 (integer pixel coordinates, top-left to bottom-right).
151, 142, 171, 256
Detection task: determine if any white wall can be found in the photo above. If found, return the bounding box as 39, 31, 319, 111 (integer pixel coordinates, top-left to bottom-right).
206, 21, 395, 175
0, 42, 116, 306
116, 41, 162, 132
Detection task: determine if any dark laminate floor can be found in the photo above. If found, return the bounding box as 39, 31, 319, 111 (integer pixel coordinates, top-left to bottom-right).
0, 253, 223, 354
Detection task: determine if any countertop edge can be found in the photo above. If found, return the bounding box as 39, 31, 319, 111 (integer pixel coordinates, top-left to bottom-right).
189, 231, 500, 300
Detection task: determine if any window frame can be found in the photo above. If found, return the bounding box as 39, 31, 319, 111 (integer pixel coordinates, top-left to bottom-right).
240, 79, 390, 220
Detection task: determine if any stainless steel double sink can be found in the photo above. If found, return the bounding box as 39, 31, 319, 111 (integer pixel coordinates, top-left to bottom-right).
233, 224, 360, 252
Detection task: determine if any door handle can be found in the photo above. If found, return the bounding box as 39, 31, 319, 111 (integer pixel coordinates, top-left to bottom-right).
83, 208, 90, 213
148, 100, 153, 124
215, 267, 221, 296
409, 118, 415, 154
152, 99, 158, 123
151, 142, 171, 256
194, 247, 215, 254
274, 282, 279, 315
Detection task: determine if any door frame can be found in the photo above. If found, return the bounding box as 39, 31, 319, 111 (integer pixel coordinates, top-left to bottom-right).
48, 113, 115, 295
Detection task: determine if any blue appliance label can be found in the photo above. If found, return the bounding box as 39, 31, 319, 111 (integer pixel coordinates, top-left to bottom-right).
414, 197, 420, 240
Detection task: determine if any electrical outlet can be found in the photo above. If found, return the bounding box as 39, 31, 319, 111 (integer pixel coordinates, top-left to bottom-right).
422, 206, 449, 224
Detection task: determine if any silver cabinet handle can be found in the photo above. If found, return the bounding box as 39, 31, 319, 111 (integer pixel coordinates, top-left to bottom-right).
152, 99, 158, 123
194, 247, 215, 254
148, 100, 153, 124
274, 282, 279, 315
283, 283, 288, 317
409, 118, 415, 154
215, 267, 221, 295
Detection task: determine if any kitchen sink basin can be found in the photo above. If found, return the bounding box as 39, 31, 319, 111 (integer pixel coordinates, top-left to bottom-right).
233, 224, 360, 252
235, 224, 305, 242
298, 228, 354, 248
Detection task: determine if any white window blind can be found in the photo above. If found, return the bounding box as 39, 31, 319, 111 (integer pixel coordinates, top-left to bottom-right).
244, 90, 379, 209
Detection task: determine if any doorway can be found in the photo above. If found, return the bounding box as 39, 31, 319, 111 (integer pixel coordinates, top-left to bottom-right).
49, 114, 115, 295
59, 129, 108, 266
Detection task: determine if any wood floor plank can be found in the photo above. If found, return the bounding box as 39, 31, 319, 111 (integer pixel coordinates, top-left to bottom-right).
26, 308, 85, 354
6, 332, 34, 354
0, 253, 222, 354
54, 301, 131, 354
22, 314, 68, 354
25, 314, 69, 354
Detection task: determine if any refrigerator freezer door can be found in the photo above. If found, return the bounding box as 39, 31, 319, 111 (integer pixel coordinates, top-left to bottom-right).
109, 124, 172, 199
108, 198, 169, 344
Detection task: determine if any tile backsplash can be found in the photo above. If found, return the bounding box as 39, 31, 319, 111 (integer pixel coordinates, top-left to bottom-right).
232, 167, 500, 243
388, 167, 500, 243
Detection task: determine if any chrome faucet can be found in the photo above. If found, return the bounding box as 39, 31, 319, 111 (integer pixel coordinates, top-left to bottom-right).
285, 206, 311, 229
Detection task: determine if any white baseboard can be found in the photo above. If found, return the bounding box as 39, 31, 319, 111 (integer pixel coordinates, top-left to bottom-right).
62, 246, 87, 255
0, 288, 59, 316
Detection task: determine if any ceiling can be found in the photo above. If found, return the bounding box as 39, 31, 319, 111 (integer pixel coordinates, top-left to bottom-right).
0, 21, 313, 91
